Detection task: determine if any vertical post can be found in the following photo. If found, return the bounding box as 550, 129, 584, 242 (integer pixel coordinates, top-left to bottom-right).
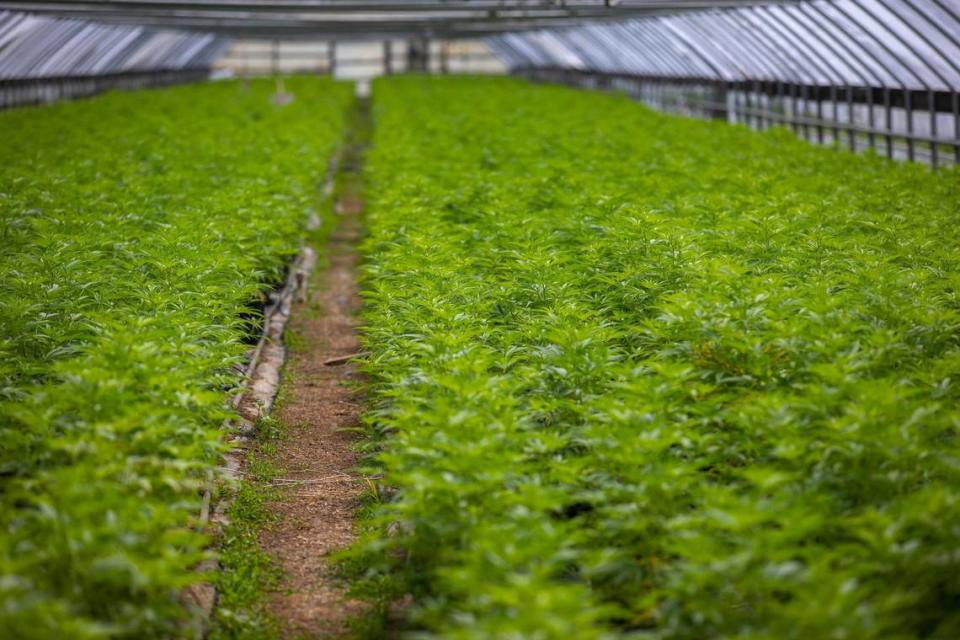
847, 87, 855, 152
406, 37, 429, 72
791, 85, 799, 138
953, 91, 959, 165
712, 81, 728, 121
829, 86, 838, 146
440, 40, 449, 74
760, 81, 768, 129
906, 90, 915, 162
777, 82, 785, 130
817, 87, 826, 144
867, 87, 876, 153
929, 90, 938, 169
328, 40, 337, 76
884, 88, 893, 159
384, 40, 393, 75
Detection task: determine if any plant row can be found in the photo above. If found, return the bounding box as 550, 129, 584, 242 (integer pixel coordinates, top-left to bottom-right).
353, 76, 960, 639
0, 77, 352, 638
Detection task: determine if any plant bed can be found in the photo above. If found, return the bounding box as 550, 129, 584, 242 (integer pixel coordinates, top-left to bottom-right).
0, 76, 352, 638
351, 76, 960, 639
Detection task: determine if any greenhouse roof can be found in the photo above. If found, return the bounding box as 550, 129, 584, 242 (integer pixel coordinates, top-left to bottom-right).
0, 1, 797, 37
490, 0, 960, 91
0, 0, 957, 91
0, 10, 225, 78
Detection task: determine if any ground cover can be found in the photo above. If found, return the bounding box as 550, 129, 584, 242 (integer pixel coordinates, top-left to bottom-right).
353, 76, 960, 639
0, 77, 352, 638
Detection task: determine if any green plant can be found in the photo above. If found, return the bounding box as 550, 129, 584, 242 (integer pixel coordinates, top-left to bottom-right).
0, 77, 352, 637
349, 76, 960, 639
210, 416, 286, 640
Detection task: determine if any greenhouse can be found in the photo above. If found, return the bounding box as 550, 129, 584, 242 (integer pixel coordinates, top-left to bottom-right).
0, 1, 958, 639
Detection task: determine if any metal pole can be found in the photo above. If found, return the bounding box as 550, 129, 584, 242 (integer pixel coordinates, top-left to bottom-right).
829, 85, 838, 145
847, 87, 855, 152
817, 87, 825, 144
884, 88, 894, 159
954, 92, 959, 164
929, 90, 938, 168
906, 90, 915, 162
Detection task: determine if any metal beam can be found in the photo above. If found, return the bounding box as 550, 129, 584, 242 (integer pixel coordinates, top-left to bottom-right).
0, 0, 789, 12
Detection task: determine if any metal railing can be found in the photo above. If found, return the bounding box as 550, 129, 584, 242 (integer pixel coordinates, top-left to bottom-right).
0, 68, 211, 110
519, 67, 960, 169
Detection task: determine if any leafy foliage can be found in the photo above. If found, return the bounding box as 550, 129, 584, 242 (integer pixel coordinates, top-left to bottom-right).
210, 416, 287, 640
353, 76, 960, 639
0, 78, 352, 637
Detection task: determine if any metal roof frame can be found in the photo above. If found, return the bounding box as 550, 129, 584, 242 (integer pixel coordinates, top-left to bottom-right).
0, 10, 226, 78
0, 0, 800, 38
492, 0, 960, 92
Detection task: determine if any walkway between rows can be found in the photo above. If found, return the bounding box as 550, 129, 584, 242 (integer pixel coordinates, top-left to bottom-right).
262, 97, 371, 638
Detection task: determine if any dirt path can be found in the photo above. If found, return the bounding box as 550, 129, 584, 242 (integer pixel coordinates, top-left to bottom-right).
261, 98, 369, 638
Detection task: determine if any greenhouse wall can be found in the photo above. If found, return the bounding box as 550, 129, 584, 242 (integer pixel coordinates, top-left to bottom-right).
517, 67, 960, 167
0, 10, 227, 109
494, 0, 960, 168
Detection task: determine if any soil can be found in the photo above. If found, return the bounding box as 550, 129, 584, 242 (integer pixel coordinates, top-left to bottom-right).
260, 103, 369, 638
